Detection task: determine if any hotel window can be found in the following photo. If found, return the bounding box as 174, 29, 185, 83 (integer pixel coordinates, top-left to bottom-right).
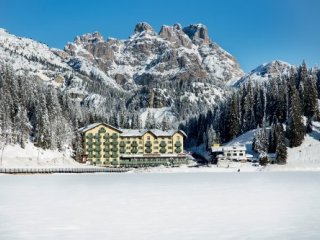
227, 153, 231, 156
239, 153, 244, 156
233, 153, 237, 156
154, 146, 158, 149
147, 136, 150, 140
154, 141, 158, 144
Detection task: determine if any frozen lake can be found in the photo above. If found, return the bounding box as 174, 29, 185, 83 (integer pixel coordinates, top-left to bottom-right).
1, 172, 320, 240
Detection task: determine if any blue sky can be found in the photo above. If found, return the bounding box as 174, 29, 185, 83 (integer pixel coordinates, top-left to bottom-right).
1, 0, 319, 72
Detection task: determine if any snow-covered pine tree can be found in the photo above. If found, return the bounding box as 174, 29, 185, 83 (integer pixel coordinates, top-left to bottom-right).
161, 115, 171, 131
206, 125, 218, 150
276, 123, 287, 164
145, 111, 153, 129
268, 117, 278, 153
260, 124, 268, 154
253, 124, 268, 165
286, 82, 305, 147
225, 93, 240, 141
240, 81, 256, 133
252, 125, 261, 152
34, 92, 51, 149
14, 107, 32, 148
72, 121, 83, 161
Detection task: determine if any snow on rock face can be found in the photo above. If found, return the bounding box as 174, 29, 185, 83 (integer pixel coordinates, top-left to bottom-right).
134, 22, 156, 35
63, 22, 244, 112
183, 23, 210, 45
231, 60, 293, 86
65, 22, 244, 86
0, 28, 70, 80
0, 23, 245, 122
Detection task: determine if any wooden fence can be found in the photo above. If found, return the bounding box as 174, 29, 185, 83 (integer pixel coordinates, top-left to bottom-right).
0, 167, 130, 174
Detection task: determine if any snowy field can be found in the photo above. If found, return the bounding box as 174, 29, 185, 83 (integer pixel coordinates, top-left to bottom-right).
1, 172, 320, 240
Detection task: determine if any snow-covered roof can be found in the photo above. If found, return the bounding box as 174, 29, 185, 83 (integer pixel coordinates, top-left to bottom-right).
120, 129, 148, 137
79, 123, 122, 133
223, 145, 246, 151
211, 147, 223, 152
120, 129, 187, 138
267, 153, 277, 158
121, 153, 185, 158
79, 122, 187, 138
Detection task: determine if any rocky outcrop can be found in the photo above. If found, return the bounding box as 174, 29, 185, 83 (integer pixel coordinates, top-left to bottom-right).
231, 60, 293, 86
0, 23, 245, 122
159, 24, 192, 48
134, 22, 155, 35
183, 24, 210, 45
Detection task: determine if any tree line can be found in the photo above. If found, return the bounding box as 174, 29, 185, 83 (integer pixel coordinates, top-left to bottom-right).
181, 61, 320, 163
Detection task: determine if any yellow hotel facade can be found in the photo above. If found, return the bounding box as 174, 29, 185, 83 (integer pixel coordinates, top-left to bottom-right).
79, 123, 187, 167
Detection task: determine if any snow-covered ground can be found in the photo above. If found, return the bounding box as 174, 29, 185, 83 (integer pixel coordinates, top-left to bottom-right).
131, 163, 261, 173
0, 142, 79, 167
266, 125, 320, 171
214, 122, 320, 172
1, 122, 320, 171
1, 172, 320, 240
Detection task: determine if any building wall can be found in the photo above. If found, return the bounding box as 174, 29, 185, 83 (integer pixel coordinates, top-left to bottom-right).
172, 132, 184, 154
142, 132, 156, 154
223, 149, 246, 161
84, 124, 121, 166
82, 124, 186, 167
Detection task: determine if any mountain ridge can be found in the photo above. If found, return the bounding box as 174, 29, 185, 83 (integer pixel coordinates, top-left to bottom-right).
0, 23, 301, 126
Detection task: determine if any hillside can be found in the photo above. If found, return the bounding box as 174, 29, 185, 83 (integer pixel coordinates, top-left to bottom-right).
0, 23, 245, 127
1, 24, 320, 167
218, 122, 320, 171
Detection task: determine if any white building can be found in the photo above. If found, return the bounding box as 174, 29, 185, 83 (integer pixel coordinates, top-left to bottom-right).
211, 144, 248, 162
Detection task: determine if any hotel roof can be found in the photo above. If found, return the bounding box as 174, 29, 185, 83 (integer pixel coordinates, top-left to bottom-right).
79, 123, 187, 138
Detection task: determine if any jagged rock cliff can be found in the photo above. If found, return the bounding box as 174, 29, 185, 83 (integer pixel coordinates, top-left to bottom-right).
0, 23, 245, 124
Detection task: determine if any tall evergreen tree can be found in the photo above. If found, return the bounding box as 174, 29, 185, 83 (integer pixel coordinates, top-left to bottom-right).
276, 123, 287, 164
161, 115, 171, 131
225, 93, 240, 141
286, 85, 305, 147
268, 118, 278, 153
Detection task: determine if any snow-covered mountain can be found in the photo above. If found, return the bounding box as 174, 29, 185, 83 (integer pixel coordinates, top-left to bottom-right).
231, 60, 293, 86
1, 24, 302, 126
0, 28, 71, 85
0, 23, 246, 124
65, 23, 244, 88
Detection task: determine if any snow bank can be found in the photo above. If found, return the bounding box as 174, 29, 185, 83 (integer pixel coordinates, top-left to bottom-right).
266, 126, 320, 171
0, 142, 79, 167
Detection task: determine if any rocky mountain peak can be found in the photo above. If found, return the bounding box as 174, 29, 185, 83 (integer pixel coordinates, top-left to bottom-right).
173, 23, 182, 31
134, 22, 155, 35
183, 24, 209, 45
74, 31, 104, 45
0, 23, 246, 120
159, 23, 192, 48
231, 60, 293, 86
